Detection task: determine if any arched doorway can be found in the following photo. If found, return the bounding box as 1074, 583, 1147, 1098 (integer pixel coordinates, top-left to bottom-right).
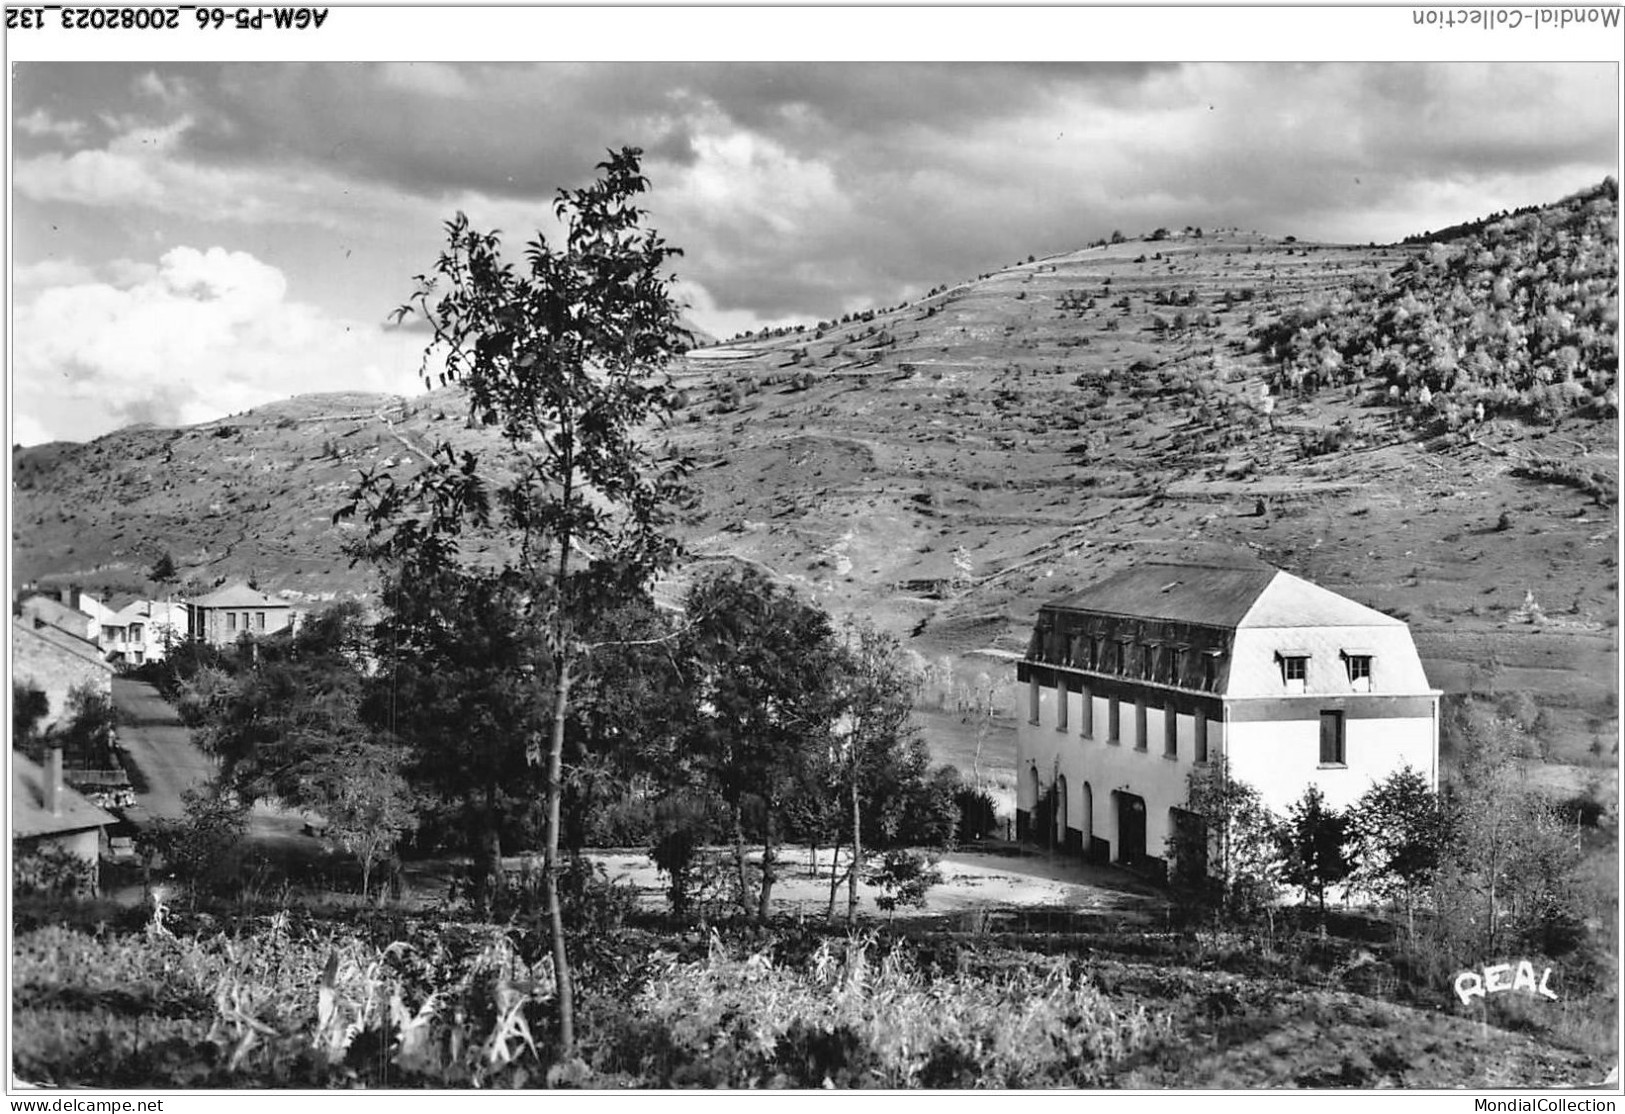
1114, 791, 1147, 867
1054, 774, 1068, 850
1023, 765, 1044, 844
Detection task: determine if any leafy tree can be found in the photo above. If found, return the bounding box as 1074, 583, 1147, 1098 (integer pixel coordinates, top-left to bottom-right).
345, 147, 691, 1052
189, 601, 420, 904
12, 682, 50, 755
559, 597, 693, 855
1439, 709, 1582, 955
149, 551, 178, 592
1276, 784, 1354, 922
321, 753, 418, 903
1173, 760, 1282, 923
363, 569, 548, 885
1349, 764, 1451, 939
826, 619, 955, 923
138, 781, 250, 904
681, 565, 841, 922
56, 683, 118, 769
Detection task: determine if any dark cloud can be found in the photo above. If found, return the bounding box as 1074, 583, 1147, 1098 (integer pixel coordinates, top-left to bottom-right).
12, 61, 1615, 331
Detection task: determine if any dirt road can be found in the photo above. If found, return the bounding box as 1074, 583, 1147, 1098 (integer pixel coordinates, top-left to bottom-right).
112, 676, 216, 823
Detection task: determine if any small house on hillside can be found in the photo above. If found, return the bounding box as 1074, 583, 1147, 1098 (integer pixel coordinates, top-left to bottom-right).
185, 583, 298, 647
12, 616, 116, 731
1016, 559, 1439, 878
12, 750, 117, 894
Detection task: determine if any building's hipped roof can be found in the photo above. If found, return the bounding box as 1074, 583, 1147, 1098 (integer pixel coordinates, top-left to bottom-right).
1051, 560, 1277, 627
1049, 560, 1403, 631
187, 583, 287, 608
1239, 571, 1403, 629
13, 617, 113, 672
11, 754, 117, 839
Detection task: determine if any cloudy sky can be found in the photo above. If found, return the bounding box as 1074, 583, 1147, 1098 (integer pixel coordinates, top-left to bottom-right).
9, 60, 1619, 445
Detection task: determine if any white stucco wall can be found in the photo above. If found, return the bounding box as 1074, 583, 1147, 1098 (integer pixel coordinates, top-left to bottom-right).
1224, 708, 1438, 814
1019, 674, 1219, 861
1020, 669, 1433, 863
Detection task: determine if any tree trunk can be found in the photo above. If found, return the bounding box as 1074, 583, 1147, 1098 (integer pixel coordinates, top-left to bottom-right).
847, 766, 861, 926
476, 786, 502, 910
757, 807, 777, 923
543, 656, 576, 1054
826, 844, 842, 919
732, 803, 752, 916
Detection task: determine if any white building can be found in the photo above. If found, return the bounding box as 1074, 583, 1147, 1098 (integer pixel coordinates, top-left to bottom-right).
100, 600, 188, 665
1015, 559, 1440, 877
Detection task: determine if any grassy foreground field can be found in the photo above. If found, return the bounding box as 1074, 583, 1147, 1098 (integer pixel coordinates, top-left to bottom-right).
11, 885, 1616, 1089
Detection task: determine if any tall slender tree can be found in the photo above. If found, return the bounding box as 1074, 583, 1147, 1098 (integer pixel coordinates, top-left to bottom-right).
342, 147, 692, 1053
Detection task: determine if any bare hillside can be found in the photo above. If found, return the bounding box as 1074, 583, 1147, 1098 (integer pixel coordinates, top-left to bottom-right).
13, 211, 1618, 777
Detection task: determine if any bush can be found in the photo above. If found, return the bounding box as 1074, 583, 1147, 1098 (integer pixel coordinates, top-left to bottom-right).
138, 784, 249, 900
868, 851, 942, 916
13, 843, 96, 899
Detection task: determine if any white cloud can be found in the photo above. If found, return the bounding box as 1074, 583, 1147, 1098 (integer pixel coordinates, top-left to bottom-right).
380, 62, 475, 98
12, 246, 429, 443
12, 259, 98, 291
15, 108, 87, 141
11, 413, 55, 449
134, 70, 189, 104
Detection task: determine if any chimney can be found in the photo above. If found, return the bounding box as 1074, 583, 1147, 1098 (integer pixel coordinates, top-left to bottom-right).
45, 748, 63, 816
68, 584, 82, 610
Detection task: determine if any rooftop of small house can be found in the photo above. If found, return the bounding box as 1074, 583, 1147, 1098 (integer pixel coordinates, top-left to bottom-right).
186, 583, 291, 609
11, 753, 117, 840
12, 616, 114, 672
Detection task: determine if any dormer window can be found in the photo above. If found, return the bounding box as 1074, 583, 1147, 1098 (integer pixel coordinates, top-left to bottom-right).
1277, 650, 1309, 693
1342, 650, 1373, 693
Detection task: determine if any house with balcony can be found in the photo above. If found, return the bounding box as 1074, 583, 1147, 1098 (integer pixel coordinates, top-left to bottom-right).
100, 599, 187, 665
1015, 559, 1439, 878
